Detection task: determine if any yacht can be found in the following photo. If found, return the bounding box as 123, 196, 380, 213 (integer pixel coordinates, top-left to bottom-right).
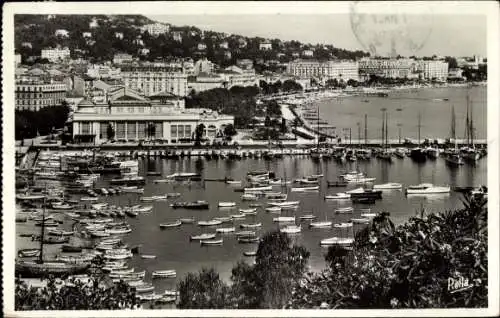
373, 183, 403, 190
405, 183, 451, 195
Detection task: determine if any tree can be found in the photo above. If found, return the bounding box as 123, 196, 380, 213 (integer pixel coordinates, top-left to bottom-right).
177, 268, 230, 309
195, 123, 205, 144
282, 80, 303, 92
223, 124, 237, 137
265, 100, 282, 117
264, 116, 271, 127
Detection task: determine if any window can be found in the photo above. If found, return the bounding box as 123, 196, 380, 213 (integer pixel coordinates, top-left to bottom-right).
116, 122, 126, 139
138, 107, 144, 113
99, 122, 108, 139
127, 122, 136, 140
155, 122, 163, 139
184, 125, 192, 139
171, 125, 177, 138
81, 122, 91, 134
138, 122, 146, 139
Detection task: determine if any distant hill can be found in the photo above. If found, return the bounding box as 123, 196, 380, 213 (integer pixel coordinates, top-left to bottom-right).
14, 14, 369, 67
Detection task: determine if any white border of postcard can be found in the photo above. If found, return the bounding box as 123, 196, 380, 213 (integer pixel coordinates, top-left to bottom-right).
3, 1, 499, 317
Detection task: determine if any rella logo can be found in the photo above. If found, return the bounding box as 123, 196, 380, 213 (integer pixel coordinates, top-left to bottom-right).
447, 274, 473, 294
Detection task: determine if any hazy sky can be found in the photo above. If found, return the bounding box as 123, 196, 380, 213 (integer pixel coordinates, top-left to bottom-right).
149, 14, 486, 57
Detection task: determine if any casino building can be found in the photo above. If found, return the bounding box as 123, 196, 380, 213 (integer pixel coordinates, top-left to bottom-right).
72, 86, 234, 144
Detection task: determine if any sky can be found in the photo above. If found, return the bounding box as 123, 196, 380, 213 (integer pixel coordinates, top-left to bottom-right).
149, 14, 487, 58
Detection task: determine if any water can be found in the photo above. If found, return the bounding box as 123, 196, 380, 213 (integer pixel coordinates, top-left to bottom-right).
316, 86, 486, 140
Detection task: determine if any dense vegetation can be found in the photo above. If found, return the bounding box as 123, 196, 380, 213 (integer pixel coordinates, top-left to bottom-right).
15, 104, 70, 140
15, 14, 369, 66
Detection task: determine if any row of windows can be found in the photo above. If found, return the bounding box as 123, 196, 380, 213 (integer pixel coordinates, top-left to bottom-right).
16, 92, 66, 98
170, 125, 192, 139
17, 99, 64, 106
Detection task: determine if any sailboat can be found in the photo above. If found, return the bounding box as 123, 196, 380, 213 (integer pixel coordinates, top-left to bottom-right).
310, 105, 322, 161
461, 89, 481, 163
16, 195, 90, 277
444, 105, 464, 166
409, 112, 427, 162
377, 111, 392, 162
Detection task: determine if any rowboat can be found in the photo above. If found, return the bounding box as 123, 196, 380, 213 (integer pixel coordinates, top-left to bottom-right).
236, 231, 256, 237
132, 205, 153, 213
244, 185, 273, 192
309, 221, 332, 228
219, 202, 236, 208
198, 220, 223, 226
267, 201, 300, 207
152, 270, 176, 278
190, 233, 217, 241
324, 193, 350, 200
110, 268, 134, 275
157, 295, 177, 303
135, 284, 155, 293
109, 270, 145, 279
405, 183, 451, 195
159, 220, 182, 228
48, 229, 74, 236
200, 239, 224, 246
240, 223, 262, 229
216, 227, 236, 233
179, 217, 195, 224
239, 208, 257, 214
105, 227, 132, 235
280, 224, 302, 234
226, 180, 242, 185
241, 194, 258, 201
18, 249, 40, 258
231, 214, 246, 219
140, 254, 157, 259
351, 218, 371, 224
136, 293, 163, 302
333, 222, 353, 228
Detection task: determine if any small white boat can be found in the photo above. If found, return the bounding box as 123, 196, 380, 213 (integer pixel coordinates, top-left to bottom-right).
105, 227, 132, 235
80, 197, 98, 202
120, 186, 144, 193
268, 201, 300, 207
241, 194, 258, 201
226, 180, 242, 185
243, 251, 258, 257
320, 237, 355, 246
213, 216, 233, 223
152, 270, 176, 278
140, 196, 155, 202
135, 284, 156, 293
324, 193, 350, 200
198, 220, 223, 226
361, 213, 377, 218
309, 221, 332, 228
240, 223, 262, 229
200, 238, 223, 246
48, 229, 74, 236
159, 220, 182, 228
265, 207, 282, 213
299, 214, 316, 220
346, 177, 376, 183
216, 227, 236, 233
190, 233, 217, 241
405, 183, 451, 195
335, 207, 354, 214
236, 230, 256, 237
333, 222, 353, 228
244, 185, 273, 192
239, 208, 257, 214
351, 218, 371, 224
373, 183, 403, 190
280, 224, 302, 234
291, 186, 319, 192
141, 254, 156, 259
132, 205, 154, 213
219, 202, 236, 208
273, 216, 295, 223
231, 214, 246, 219
180, 217, 195, 224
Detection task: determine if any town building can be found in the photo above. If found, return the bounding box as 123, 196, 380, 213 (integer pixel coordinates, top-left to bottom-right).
287, 59, 360, 81
197, 43, 207, 51
417, 60, 449, 81
193, 58, 215, 75
236, 59, 254, 71
113, 53, 133, 65
71, 86, 233, 144
139, 48, 150, 56
115, 32, 124, 40
21, 42, 32, 49
15, 54, 22, 65
82, 32, 92, 38
172, 31, 183, 42
218, 67, 258, 88
140, 23, 170, 36
238, 38, 247, 48
121, 65, 189, 97
358, 58, 418, 80
188, 72, 225, 93
15, 80, 68, 111
259, 42, 273, 50
86, 64, 122, 79
219, 41, 229, 49
302, 49, 314, 57
448, 68, 464, 79
41, 47, 71, 62
89, 18, 99, 29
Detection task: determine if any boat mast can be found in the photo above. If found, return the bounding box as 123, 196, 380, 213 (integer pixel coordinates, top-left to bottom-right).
381, 111, 385, 148
417, 112, 421, 147
364, 114, 368, 146
469, 92, 474, 149
465, 91, 470, 146
385, 112, 389, 150
39, 194, 46, 263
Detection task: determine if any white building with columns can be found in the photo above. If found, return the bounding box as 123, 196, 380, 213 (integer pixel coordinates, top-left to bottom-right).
72, 86, 233, 144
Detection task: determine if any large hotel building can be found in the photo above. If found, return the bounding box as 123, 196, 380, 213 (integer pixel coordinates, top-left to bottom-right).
286, 60, 360, 81
358, 58, 449, 81
15, 81, 68, 111
72, 86, 233, 144
121, 66, 189, 97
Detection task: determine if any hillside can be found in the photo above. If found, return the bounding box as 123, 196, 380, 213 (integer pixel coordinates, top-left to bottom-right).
14, 14, 369, 66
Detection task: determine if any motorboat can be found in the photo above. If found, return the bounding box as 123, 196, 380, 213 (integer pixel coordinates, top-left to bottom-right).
291, 186, 320, 192
333, 222, 353, 228
373, 183, 402, 190
241, 194, 258, 201
265, 207, 281, 213
216, 227, 236, 233
267, 201, 300, 207
335, 207, 354, 214
198, 220, 223, 226
324, 193, 350, 200
231, 214, 247, 219
240, 223, 262, 229
272, 216, 295, 223
299, 214, 316, 220
244, 185, 273, 192
405, 183, 451, 195
140, 254, 157, 259
243, 251, 257, 257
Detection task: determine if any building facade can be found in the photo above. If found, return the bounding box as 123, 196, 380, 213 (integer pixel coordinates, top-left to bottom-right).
140, 23, 170, 36
41, 47, 71, 62
72, 87, 233, 144
121, 66, 188, 97
188, 72, 225, 93
113, 53, 133, 65
287, 60, 359, 81
358, 58, 418, 79
417, 60, 449, 81
15, 81, 68, 111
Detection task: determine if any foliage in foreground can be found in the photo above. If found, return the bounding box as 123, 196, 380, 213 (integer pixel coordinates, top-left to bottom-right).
290, 193, 488, 309
15, 276, 138, 310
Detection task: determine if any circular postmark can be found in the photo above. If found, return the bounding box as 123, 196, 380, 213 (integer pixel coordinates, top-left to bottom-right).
350, 2, 434, 57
